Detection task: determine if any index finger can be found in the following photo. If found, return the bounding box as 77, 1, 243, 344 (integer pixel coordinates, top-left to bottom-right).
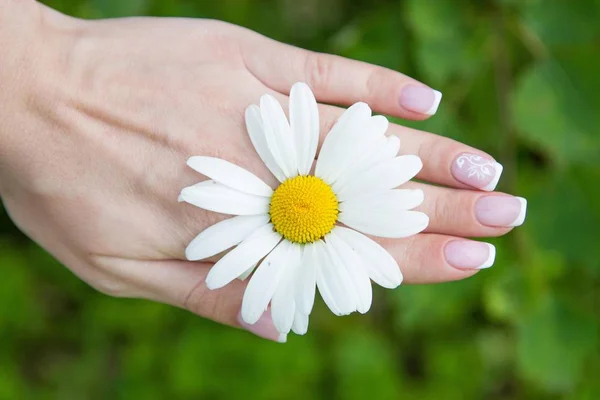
241, 33, 442, 120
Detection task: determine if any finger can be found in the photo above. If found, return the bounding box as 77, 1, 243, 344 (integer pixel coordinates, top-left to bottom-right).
316, 104, 504, 191
237, 90, 503, 191
378, 234, 496, 284
162, 234, 489, 289
393, 125, 504, 191
242, 36, 442, 119
404, 182, 528, 236
93, 257, 285, 343
95, 235, 491, 328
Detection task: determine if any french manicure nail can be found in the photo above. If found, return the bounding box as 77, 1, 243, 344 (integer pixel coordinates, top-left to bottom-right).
475, 196, 527, 227
237, 310, 286, 343
398, 85, 442, 115
445, 240, 496, 270
452, 153, 503, 191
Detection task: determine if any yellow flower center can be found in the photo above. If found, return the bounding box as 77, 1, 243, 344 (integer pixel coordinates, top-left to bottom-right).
270, 176, 339, 244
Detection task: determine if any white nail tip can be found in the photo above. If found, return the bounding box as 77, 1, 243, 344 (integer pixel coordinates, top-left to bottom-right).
425, 89, 443, 115
478, 243, 496, 269
509, 197, 528, 227
481, 162, 503, 192
277, 333, 288, 343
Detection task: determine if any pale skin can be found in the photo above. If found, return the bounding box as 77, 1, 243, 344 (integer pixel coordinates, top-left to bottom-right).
0, 0, 515, 341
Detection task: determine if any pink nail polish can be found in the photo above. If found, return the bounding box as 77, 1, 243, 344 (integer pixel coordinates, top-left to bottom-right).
475, 196, 527, 227
237, 310, 286, 343
398, 85, 442, 115
452, 153, 503, 191
445, 240, 496, 270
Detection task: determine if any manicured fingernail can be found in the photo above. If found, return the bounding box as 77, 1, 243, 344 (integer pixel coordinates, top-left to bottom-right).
445, 240, 496, 270
237, 310, 286, 343
452, 153, 503, 191
398, 85, 442, 115
475, 196, 527, 227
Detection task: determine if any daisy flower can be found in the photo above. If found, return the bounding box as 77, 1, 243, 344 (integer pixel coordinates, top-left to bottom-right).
179, 82, 428, 336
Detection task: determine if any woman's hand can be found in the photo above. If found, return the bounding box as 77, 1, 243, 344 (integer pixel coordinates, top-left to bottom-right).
0, 1, 525, 341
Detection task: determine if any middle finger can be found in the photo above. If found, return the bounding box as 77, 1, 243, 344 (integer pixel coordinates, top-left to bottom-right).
406, 182, 528, 237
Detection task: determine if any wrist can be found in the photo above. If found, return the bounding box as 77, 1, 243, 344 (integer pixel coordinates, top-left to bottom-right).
0, 1, 82, 103
0, 1, 41, 89
0, 1, 82, 192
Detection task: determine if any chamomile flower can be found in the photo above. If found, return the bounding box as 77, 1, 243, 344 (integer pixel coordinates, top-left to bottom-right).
179, 82, 428, 336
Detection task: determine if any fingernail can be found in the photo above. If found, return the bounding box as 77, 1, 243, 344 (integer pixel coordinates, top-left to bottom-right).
475, 196, 527, 227
237, 310, 286, 343
445, 240, 496, 270
452, 153, 503, 191
398, 85, 442, 115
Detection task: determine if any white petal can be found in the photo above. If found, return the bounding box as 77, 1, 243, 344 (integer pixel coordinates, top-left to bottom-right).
315, 102, 371, 183
332, 135, 400, 193
336, 155, 423, 201
185, 214, 270, 261
237, 263, 257, 281
186, 156, 273, 197
296, 242, 317, 315
313, 241, 339, 314
260, 95, 297, 178
179, 181, 270, 216
316, 241, 356, 316
333, 227, 402, 289
326, 232, 372, 314
241, 240, 293, 324
245, 105, 287, 182
340, 208, 429, 239
290, 82, 319, 175
292, 312, 309, 335
205, 224, 281, 289
324, 115, 389, 184
340, 189, 424, 214
271, 244, 303, 334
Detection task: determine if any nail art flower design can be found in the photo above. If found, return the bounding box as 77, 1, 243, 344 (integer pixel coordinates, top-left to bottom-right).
456, 154, 497, 180
179, 83, 428, 336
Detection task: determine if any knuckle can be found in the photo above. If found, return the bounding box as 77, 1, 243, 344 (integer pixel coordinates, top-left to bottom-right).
304, 52, 332, 91
420, 135, 441, 165
365, 68, 387, 99
396, 235, 425, 282
431, 191, 452, 227
399, 235, 418, 266
408, 235, 443, 282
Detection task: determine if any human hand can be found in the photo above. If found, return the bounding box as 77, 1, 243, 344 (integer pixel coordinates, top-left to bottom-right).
0, 2, 526, 342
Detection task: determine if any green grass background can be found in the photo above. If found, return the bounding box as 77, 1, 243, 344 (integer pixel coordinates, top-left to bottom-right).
1, 0, 599, 398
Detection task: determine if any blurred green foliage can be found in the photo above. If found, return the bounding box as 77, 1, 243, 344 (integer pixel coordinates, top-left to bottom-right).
1, 0, 599, 398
